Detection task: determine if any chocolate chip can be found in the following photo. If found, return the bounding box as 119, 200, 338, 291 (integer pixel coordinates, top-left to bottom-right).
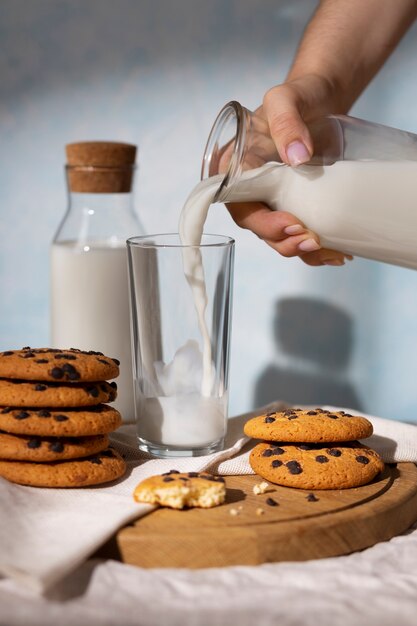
22, 346, 31, 350
297, 444, 311, 451
49, 441, 64, 453
344, 413, 353, 417
86, 386, 99, 398
35, 359, 49, 364
188, 472, 199, 477
37, 410, 51, 418
179, 477, 189, 481
34, 384, 47, 391
266, 497, 279, 507
54, 354, 77, 360
90, 457, 102, 465
328, 448, 342, 457
22, 352, 35, 358
286, 460, 303, 474
288, 416, 298, 420
306, 410, 317, 415
110, 382, 117, 389
307, 493, 319, 502
315, 455, 329, 464
2, 351, 13, 356
54, 414, 69, 422
327, 414, 339, 419
15, 411, 30, 420
1, 407, 13, 414
319, 409, 329, 413
163, 476, 175, 482
271, 459, 283, 468
97, 358, 109, 365
51, 367, 64, 379
356, 455, 370, 465
264, 416, 275, 423
112, 358, 120, 365
60, 363, 80, 381
100, 384, 107, 392
27, 438, 41, 449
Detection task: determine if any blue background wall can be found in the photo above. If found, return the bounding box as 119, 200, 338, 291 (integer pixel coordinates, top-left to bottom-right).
1, 0, 417, 421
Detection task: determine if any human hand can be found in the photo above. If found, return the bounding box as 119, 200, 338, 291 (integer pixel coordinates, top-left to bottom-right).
227, 74, 352, 266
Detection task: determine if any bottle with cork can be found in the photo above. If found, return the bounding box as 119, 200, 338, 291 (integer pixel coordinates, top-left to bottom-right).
50, 141, 144, 420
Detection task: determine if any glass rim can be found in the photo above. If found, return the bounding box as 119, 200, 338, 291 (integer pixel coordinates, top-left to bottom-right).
65, 164, 137, 172
127, 233, 235, 249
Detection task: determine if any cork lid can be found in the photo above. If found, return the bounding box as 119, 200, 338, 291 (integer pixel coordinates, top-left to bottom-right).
66, 141, 137, 193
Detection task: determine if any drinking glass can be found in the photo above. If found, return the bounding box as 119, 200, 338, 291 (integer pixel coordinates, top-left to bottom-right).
127, 233, 234, 457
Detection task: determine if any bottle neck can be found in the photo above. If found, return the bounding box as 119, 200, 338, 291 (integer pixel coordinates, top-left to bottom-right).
53, 169, 143, 245
201, 101, 280, 202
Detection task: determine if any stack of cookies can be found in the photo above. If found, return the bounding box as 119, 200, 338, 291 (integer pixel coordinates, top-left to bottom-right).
0, 347, 126, 488
244, 407, 385, 490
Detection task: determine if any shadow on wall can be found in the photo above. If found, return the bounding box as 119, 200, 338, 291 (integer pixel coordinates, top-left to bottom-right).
253, 297, 363, 410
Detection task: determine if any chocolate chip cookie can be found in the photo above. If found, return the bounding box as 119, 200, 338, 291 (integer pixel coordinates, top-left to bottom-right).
244, 408, 373, 443
0, 431, 109, 462
249, 441, 384, 489
0, 404, 121, 437
133, 470, 226, 509
0, 379, 117, 408
0, 347, 119, 383
0, 447, 126, 487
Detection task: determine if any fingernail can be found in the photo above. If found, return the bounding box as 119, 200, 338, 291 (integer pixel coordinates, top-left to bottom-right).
284, 224, 304, 235
286, 141, 310, 167
324, 259, 344, 266
298, 238, 320, 252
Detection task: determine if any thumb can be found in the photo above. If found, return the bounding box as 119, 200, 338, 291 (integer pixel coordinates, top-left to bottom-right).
263, 85, 313, 166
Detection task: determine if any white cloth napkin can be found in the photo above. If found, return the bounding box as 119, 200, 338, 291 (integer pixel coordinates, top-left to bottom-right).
0, 403, 416, 593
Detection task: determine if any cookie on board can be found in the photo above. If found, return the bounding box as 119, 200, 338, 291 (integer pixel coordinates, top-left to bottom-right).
0, 431, 109, 462
0, 347, 119, 382
0, 379, 117, 408
249, 441, 384, 490
244, 408, 373, 443
0, 405, 121, 437
0, 447, 126, 487
133, 470, 226, 509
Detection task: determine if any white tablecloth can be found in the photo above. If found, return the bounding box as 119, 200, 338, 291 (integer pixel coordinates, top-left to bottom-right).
1, 523, 417, 626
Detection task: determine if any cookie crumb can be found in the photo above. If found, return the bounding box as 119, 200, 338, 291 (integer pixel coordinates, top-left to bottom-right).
256, 507, 265, 516
253, 481, 270, 495
229, 508, 240, 516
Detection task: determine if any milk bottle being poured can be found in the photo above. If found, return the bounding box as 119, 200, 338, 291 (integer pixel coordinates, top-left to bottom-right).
181, 101, 417, 270
177, 103, 417, 428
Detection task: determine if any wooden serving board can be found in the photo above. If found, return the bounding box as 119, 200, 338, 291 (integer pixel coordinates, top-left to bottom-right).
117, 463, 417, 568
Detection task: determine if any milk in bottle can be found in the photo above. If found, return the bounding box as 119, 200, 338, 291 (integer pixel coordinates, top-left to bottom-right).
51, 142, 144, 420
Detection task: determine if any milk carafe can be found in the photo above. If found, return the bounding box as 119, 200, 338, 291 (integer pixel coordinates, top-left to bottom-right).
202, 101, 417, 270
51, 142, 144, 420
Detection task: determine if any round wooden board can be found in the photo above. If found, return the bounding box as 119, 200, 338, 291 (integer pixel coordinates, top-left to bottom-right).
117, 463, 417, 569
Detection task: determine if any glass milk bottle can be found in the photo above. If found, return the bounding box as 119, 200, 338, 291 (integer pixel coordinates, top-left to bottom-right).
51, 141, 144, 420
202, 101, 417, 270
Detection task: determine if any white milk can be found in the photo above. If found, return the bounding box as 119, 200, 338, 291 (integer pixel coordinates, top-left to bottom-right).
51, 242, 134, 419
219, 160, 417, 269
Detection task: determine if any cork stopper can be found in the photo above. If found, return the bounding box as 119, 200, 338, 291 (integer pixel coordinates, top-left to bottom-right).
66, 141, 137, 193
